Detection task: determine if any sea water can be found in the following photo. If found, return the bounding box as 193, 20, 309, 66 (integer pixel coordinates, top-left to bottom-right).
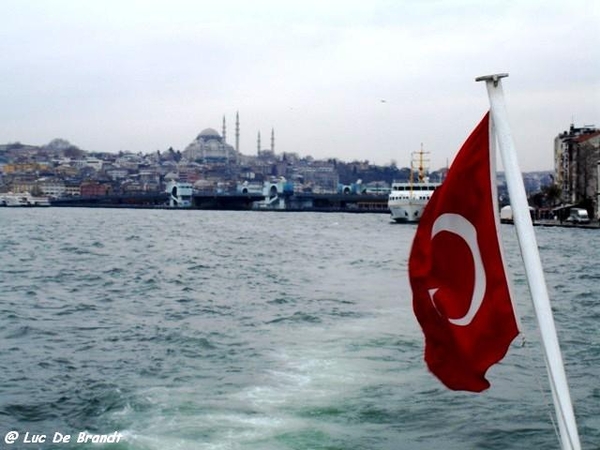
1, 208, 599, 449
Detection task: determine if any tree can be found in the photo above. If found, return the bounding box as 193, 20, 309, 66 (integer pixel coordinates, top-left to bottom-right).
542, 183, 562, 207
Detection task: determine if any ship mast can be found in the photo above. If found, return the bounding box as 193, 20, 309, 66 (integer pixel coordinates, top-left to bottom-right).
410, 144, 431, 188
417, 143, 430, 182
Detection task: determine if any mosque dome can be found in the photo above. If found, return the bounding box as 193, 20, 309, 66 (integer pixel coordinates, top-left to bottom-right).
197, 128, 221, 140
184, 124, 236, 163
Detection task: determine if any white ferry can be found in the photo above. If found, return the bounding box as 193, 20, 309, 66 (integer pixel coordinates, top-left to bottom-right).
0, 192, 51, 207
388, 147, 441, 223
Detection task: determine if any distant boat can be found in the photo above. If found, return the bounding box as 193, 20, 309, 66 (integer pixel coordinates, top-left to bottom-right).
0, 192, 50, 207
500, 205, 536, 224
388, 146, 441, 223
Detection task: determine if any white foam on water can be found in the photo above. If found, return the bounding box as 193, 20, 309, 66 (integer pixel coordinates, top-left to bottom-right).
105, 308, 410, 449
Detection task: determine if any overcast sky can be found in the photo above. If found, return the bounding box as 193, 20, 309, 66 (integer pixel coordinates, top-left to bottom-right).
1, 0, 598, 171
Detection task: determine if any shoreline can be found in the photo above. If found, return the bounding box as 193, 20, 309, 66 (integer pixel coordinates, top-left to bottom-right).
2, 203, 599, 228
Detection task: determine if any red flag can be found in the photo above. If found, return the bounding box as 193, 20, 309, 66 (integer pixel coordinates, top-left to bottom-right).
408, 112, 518, 392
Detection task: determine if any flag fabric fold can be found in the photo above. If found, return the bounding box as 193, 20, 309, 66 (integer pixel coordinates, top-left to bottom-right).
408, 112, 519, 392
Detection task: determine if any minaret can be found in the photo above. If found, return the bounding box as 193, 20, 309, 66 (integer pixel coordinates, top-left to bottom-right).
235, 111, 240, 154
222, 115, 226, 143
257, 131, 261, 156
597, 160, 600, 221
271, 128, 275, 153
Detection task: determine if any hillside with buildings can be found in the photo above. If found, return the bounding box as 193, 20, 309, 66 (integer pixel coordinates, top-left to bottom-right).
0, 119, 598, 219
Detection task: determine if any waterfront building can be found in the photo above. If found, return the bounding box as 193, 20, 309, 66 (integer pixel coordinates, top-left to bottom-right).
555, 123, 600, 218
64, 182, 81, 197
80, 181, 110, 196
10, 176, 37, 194
37, 177, 66, 198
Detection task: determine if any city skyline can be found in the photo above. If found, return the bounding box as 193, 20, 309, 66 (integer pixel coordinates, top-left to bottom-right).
1, 0, 598, 172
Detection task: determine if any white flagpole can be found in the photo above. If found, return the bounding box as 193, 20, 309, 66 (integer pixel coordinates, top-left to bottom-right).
476, 73, 581, 450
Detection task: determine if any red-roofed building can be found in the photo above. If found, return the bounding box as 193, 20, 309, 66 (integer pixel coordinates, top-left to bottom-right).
80, 181, 110, 197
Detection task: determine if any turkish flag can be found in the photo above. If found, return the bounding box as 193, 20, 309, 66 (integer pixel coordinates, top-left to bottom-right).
408, 112, 519, 392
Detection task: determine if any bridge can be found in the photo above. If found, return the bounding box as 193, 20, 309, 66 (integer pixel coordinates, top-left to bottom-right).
50, 192, 265, 209
48, 191, 390, 213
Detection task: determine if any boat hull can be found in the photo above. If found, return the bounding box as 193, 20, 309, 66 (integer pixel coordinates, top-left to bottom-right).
389, 200, 428, 223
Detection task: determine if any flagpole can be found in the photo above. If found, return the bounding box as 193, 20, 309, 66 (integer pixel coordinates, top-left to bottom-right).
475, 73, 581, 450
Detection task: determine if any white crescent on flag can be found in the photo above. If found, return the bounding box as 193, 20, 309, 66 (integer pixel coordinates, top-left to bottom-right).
428, 213, 486, 327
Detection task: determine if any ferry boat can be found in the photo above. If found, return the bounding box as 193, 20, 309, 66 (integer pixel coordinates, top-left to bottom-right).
388, 147, 441, 223
0, 192, 51, 207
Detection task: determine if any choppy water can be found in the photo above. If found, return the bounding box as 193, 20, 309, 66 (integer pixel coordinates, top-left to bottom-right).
1, 208, 599, 449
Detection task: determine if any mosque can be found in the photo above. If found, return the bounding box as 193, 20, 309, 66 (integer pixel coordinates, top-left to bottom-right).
183, 112, 275, 164
183, 112, 238, 164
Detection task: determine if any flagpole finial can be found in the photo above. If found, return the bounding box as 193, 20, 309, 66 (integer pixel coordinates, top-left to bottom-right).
475, 73, 509, 87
